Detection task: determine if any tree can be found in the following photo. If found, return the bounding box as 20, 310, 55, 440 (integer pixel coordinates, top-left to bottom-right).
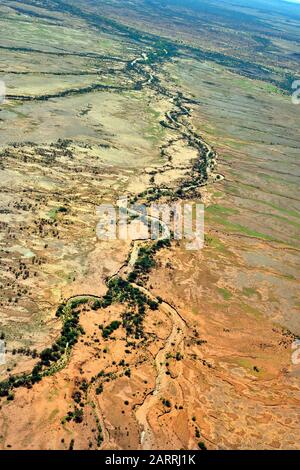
198, 441, 207, 451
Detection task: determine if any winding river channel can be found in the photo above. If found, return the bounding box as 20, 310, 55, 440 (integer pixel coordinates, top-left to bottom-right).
0, 48, 220, 449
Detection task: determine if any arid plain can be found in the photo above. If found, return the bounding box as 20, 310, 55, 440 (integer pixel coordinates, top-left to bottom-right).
0, 0, 299, 450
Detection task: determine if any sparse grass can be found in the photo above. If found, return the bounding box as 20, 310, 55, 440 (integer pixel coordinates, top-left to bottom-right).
206, 204, 239, 217
218, 287, 232, 301
229, 77, 282, 96
48, 206, 68, 221
204, 234, 229, 254
258, 201, 300, 220
145, 106, 165, 144
240, 303, 262, 320
207, 213, 275, 242
235, 358, 264, 378
242, 287, 260, 298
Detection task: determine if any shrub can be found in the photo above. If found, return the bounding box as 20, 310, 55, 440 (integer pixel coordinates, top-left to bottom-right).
198, 441, 207, 451
102, 320, 121, 338
92, 300, 102, 310
74, 407, 84, 424
162, 399, 171, 408
68, 439, 75, 451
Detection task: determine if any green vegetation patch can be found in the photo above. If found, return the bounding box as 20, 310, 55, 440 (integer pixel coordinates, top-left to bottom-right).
206, 206, 275, 241
218, 287, 233, 301
206, 204, 239, 217
48, 206, 68, 221
101, 320, 121, 339
242, 287, 260, 298
205, 234, 228, 254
